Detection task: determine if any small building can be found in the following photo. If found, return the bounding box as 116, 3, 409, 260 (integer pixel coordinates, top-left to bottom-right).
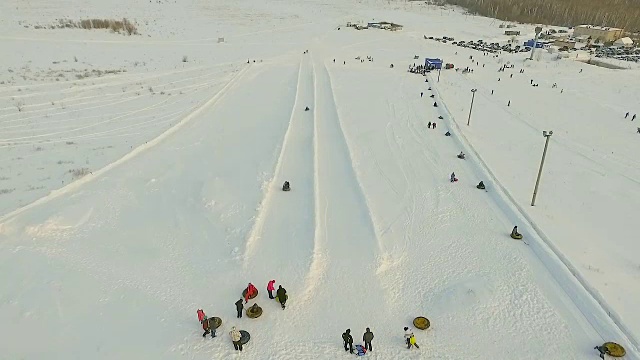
504, 30, 520, 36
573, 25, 624, 42
425, 58, 443, 69
553, 39, 576, 49
613, 37, 634, 48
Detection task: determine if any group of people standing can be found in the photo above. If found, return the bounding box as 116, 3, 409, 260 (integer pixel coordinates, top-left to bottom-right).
197, 280, 288, 352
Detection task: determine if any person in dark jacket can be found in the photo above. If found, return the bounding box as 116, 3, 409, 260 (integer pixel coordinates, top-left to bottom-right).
276, 285, 287, 309
363, 328, 374, 351
202, 317, 216, 338
235, 298, 244, 318
342, 329, 354, 353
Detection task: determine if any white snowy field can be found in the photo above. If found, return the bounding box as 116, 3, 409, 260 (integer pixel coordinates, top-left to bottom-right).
1, 0, 639, 359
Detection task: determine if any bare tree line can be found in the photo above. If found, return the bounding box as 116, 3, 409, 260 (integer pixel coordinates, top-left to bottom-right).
437, 0, 640, 32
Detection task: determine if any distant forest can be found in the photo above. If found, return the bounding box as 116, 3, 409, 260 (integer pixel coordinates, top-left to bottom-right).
436, 0, 640, 32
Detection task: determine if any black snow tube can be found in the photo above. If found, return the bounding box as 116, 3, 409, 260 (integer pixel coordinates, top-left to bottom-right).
239, 330, 251, 344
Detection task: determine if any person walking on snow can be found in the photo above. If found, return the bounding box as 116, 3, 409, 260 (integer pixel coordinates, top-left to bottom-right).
420, 92, 423, 98
230, 326, 242, 351
276, 285, 288, 309
625, 112, 629, 119
267, 280, 276, 299
450, 172, 456, 182
633, 114, 637, 121
244, 283, 257, 303
342, 329, 354, 353
235, 298, 244, 318
202, 317, 217, 338
404, 327, 419, 349
363, 328, 374, 351
428, 121, 432, 129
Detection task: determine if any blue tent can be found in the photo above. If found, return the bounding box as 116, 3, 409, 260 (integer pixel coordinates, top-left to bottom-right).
425, 58, 443, 69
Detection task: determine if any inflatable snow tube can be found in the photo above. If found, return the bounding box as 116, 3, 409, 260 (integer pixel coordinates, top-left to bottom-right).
603, 342, 626, 357
476, 185, 485, 190
239, 330, 251, 345
209, 317, 222, 329
246, 305, 263, 319
510, 233, 523, 240
413, 316, 430, 330
242, 288, 258, 300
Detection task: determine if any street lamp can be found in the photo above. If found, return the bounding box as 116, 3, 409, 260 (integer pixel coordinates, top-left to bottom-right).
467, 89, 477, 126
531, 130, 553, 206
529, 26, 543, 61
438, 66, 442, 82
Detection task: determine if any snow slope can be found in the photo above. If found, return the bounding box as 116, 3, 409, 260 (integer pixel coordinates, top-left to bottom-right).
1, 0, 639, 359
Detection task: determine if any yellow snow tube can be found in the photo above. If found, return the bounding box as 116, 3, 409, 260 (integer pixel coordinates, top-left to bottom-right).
413, 316, 430, 330
603, 342, 626, 357
510, 233, 523, 240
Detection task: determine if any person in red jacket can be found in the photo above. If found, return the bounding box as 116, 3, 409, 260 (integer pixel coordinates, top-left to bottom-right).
244, 283, 257, 303
267, 280, 276, 299
197, 309, 206, 324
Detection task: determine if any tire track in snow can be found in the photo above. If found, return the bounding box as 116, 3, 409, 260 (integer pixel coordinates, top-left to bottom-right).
242, 56, 315, 278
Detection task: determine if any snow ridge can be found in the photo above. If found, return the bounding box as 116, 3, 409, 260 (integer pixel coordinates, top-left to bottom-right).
0, 65, 250, 224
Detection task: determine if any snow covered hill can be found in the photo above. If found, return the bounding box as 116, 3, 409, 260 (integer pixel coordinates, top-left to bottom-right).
1, 0, 639, 359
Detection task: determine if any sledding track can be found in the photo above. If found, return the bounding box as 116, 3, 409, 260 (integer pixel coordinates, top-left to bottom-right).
294, 56, 388, 333
428, 75, 640, 357
242, 55, 316, 285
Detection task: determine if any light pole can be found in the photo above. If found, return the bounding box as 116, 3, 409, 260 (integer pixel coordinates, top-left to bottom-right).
438, 65, 442, 82
467, 88, 477, 126
529, 26, 543, 61
531, 130, 553, 206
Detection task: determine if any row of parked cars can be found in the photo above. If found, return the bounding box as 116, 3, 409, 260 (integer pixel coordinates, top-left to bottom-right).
425, 36, 531, 54
593, 46, 640, 63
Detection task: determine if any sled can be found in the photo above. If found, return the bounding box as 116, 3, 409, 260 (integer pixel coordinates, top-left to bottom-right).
510, 233, 523, 240
354, 344, 367, 356
413, 316, 431, 330
239, 330, 251, 345
596, 342, 625, 357
246, 304, 263, 318
457, 155, 465, 160
450, 178, 458, 182
207, 317, 222, 329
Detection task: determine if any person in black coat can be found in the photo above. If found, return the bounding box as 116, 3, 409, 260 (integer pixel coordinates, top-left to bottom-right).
363, 328, 374, 351
342, 329, 354, 353
235, 298, 244, 318
276, 285, 287, 309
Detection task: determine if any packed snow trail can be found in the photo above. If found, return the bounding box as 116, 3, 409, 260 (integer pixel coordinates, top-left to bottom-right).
0, 63, 300, 360
293, 57, 388, 340
243, 55, 316, 287
324, 65, 602, 358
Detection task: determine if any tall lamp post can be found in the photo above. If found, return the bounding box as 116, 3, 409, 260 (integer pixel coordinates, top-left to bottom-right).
438, 65, 442, 82
531, 130, 553, 206
529, 26, 543, 61
467, 88, 477, 126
